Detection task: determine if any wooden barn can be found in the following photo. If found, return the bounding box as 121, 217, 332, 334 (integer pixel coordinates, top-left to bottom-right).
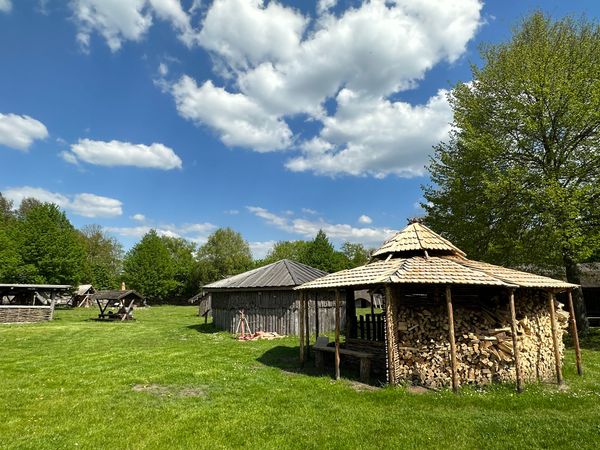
296, 222, 582, 391
0, 284, 72, 323
203, 259, 338, 335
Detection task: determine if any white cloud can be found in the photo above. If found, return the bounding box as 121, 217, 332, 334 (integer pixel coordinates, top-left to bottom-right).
358, 214, 372, 224
168, 0, 482, 177
0, 113, 48, 151
131, 213, 146, 222
247, 205, 394, 246
249, 240, 276, 259
106, 221, 216, 243
3, 186, 123, 218
64, 139, 182, 169
301, 208, 318, 215
70, 0, 198, 52
224, 209, 239, 215
158, 62, 168, 76
0, 0, 12, 13
171, 76, 292, 151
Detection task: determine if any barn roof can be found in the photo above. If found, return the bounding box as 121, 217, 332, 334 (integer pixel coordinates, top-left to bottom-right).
372, 222, 466, 258
91, 290, 144, 301
297, 223, 577, 291
203, 259, 327, 290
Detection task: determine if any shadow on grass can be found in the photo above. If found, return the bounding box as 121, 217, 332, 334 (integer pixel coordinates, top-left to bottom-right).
257, 345, 385, 385
579, 327, 600, 350
186, 323, 220, 334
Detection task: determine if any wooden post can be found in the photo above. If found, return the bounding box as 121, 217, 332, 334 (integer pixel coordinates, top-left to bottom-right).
345, 288, 356, 339
567, 289, 583, 376
49, 291, 56, 320
314, 291, 320, 337
299, 291, 305, 367
445, 285, 459, 393
548, 292, 563, 385
304, 293, 310, 361
508, 289, 523, 393
334, 289, 341, 380
369, 292, 375, 316
384, 285, 396, 385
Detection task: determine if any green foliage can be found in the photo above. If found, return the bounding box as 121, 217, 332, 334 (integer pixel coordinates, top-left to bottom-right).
196, 227, 253, 284
424, 12, 600, 273
79, 225, 123, 290
161, 236, 198, 299
262, 240, 310, 265
15, 201, 85, 284
341, 242, 371, 268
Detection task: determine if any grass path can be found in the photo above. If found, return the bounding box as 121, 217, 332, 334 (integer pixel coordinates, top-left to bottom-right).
1, 306, 599, 449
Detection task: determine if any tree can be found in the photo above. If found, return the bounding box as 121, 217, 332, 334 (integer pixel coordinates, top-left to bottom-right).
161, 236, 198, 299
16, 200, 85, 284
123, 230, 180, 302
304, 230, 348, 273
341, 242, 371, 268
423, 12, 600, 331
79, 225, 123, 289
196, 228, 253, 284
262, 240, 311, 265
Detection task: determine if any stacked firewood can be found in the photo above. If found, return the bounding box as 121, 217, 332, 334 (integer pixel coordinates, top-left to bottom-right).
390, 299, 569, 388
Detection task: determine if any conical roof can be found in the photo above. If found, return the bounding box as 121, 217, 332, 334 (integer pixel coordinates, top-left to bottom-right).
372, 222, 466, 259
203, 259, 328, 290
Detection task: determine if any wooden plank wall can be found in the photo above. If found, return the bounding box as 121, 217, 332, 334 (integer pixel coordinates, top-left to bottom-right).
212, 290, 341, 336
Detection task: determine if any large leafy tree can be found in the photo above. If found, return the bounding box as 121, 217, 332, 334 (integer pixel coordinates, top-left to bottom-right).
161, 236, 198, 299
197, 228, 253, 284
262, 240, 311, 265
423, 12, 600, 330
79, 224, 123, 289
304, 230, 348, 273
123, 230, 180, 302
341, 242, 371, 268
16, 200, 86, 284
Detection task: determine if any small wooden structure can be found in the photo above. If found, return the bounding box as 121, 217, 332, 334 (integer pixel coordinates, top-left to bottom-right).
70, 284, 96, 307
579, 263, 600, 326
0, 284, 72, 323
189, 291, 211, 323
297, 222, 581, 391
203, 259, 339, 335
92, 290, 144, 321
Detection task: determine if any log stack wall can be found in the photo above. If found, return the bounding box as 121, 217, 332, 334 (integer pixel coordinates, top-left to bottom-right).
211, 290, 338, 335
387, 290, 569, 388
0, 305, 54, 323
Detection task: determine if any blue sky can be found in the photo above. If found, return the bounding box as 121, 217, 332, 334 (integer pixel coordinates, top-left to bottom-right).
1, 0, 598, 258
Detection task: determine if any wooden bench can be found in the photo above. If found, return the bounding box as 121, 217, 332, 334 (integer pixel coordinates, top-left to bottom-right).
313, 336, 373, 383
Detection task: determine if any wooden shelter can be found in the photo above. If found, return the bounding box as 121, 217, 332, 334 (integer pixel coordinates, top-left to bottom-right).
92, 290, 144, 321
203, 259, 338, 335
0, 284, 72, 323
296, 222, 581, 391
70, 284, 96, 307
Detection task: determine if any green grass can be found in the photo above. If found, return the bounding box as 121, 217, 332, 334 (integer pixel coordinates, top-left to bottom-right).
1, 306, 599, 449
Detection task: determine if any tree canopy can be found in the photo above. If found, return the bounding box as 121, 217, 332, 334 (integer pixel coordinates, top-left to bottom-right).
196, 228, 253, 284
423, 12, 600, 329
79, 224, 123, 290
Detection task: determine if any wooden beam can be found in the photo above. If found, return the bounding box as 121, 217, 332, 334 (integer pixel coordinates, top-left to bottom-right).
384, 285, 396, 385
548, 291, 563, 385
304, 293, 310, 361
49, 291, 56, 320
445, 285, 459, 393
334, 289, 341, 380
299, 291, 305, 367
345, 288, 356, 339
314, 291, 320, 337
567, 289, 583, 376
508, 289, 523, 393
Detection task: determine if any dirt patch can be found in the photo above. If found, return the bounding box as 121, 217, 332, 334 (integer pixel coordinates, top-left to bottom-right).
406, 385, 431, 395
132, 383, 207, 398
347, 380, 380, 392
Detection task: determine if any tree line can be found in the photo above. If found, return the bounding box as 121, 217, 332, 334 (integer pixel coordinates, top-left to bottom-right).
0, 194, 371, 302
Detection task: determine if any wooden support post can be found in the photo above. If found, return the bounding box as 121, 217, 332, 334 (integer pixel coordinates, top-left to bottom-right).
384, 285, 396, 385
508, 289, 523, 393
49, 291, 56, 320
314, 291, 320, 337
445, 285, 459, 393
567, 289, 583, 376
304, 293, 310, 361
334, 289, 341, 380
369, 292, 375, 316
299, 292, 305, 367
345, 288, 356, 339
548, 292, 563, 385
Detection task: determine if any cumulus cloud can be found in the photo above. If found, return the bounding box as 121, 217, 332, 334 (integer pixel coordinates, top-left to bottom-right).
106, 221, 216, 243
358, 214, 372, 224
249, 240, 276, 259
3, 186, 123, 218
70, 0, 198, 52
131, 213, 146, 222
247, 205, 394, 246
63, 139, 182, 169
0, 113, 48, 151
0, 0, 12, 13
166, 0, 482, 177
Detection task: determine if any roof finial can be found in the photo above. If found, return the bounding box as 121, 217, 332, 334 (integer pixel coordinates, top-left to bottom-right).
407, 217, 423, 224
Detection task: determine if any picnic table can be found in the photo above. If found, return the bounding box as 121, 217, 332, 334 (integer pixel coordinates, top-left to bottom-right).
92, 290, 144, 321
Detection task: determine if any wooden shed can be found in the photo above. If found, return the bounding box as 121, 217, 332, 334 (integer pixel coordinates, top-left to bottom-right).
203, 259, 338, 335
296, 222, 582, 392
0, 284, 72, 323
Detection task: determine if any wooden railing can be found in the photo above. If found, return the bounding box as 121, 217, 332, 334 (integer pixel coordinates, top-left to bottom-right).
353, 313, 385, 342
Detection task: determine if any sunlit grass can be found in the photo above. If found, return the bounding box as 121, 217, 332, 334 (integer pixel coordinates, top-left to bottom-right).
1, 306, 598, 449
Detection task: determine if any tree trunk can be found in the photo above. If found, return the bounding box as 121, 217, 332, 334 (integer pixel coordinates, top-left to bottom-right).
564, 256, 589, 334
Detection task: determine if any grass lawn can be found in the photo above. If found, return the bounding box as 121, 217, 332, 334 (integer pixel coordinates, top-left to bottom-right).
1, 306, 599, 449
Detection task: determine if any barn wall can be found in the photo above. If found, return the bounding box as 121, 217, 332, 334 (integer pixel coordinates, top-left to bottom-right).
0, 305, 53, 323
211, 290, 339, 335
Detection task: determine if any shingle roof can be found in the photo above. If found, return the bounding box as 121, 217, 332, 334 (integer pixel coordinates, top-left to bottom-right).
372, 222, 466, 258
203, 259, 328, 290
91, 290, 144, 301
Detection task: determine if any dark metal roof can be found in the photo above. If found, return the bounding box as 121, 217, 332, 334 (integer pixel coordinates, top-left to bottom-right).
91, 290, 144, 301
203, 259, 328, 290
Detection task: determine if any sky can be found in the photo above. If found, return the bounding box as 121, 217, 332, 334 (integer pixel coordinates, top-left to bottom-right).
1, 0, 598, 258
